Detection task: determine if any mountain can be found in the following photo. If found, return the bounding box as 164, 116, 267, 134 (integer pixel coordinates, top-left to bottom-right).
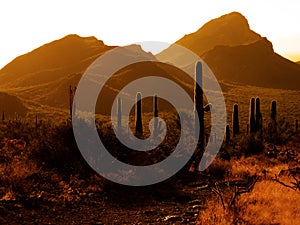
175, 12, 261, 56
1, 12, 299, 117
0, 35, 189, 115
157, 11, 262, 66
157, 12, 300, 90
0, 34, 115, 88
0, 92, 27, 117
202, 38, 300, 89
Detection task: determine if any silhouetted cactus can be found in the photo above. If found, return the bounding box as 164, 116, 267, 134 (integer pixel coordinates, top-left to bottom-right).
153, 95, 158, 137
271, 100, 277, 121
191, 61, 205, 170
266, 100, 279, 144
2, 111, 4, 122
255, 98, 262, 131
249, 97, 256, 133
194, 62, 204, 146
69, 85, 73, 118
296, 119, 298, 131
135, 92, 143, 136
232, 104, 239, 137
117, 97, 122, 130
69, 85, 77, 118
226, 125, 230, 142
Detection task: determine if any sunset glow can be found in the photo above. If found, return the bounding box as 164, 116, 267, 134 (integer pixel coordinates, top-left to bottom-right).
0, 0, 300, 69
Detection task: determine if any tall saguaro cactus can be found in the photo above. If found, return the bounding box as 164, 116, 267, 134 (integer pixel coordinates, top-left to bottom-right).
69, 85, 73, 118
232, 104, 239, 137
271, 100, 277, 121
190, 61, 205, 171
255, 98, 262, 131
69, 85, 76, 119
153, 95, 158, 137
296, 119, 299, 132
117, 97, 122, 131
195, 61, 204, 148
135, 92, 143, 136
249, 97, 256, 133
226, 125, 231, 142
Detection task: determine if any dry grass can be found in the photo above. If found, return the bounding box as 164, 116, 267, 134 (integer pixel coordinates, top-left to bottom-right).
197, 179, 300, 225
197, 152, 300, 225
239, 180, 300, 225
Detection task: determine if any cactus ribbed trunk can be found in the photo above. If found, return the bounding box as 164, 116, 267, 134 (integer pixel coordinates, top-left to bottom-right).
233, 104, 239, 137
117, 97, 122, 131
69, 85, 73, 118
249, 97, 256, 133
135, 92, 143, 136
296, 119, 298, 131
153, 95, 158, 137
271, 100, 277, 121
191, 61, 204, 171
69, 85, 76, 119
2, 111, 4, 122
255, 98, 262, 131
226, 125, 230, 142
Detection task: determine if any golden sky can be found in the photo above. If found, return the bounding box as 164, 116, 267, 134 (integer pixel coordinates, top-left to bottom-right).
0, 0, 300, 69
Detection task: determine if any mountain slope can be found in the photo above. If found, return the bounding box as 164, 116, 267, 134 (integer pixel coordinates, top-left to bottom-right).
0, 35, 182, 114
157, 12, 300, 90
202, 38, 300, 89
0, 92, 27, 117
157, 11, 262, 64
0, 34, 115, 87
176, 12, 261, 56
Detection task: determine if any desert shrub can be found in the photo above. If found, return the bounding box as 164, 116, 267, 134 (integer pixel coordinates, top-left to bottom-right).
29, 122, 90, 174
265, 118, 294, 145
206, 158, 231, 180
239, 132, 264, 157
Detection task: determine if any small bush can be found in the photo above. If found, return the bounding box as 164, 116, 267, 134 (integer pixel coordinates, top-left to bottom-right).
239, 133, 264, 157
206, 158, 231, 180
265, 118, 294, 145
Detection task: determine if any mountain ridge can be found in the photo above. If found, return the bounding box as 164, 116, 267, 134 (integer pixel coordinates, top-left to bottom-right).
0, 12, 299, 116
174, 11, 262, 56
157, 12, 300, 90
202, 38, 300, 89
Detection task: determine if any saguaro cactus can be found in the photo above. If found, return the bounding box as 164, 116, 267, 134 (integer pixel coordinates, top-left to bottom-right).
69, 85, 73, 118
135, 92, 143, 136
117, 97, 122, 130
232, 104, 239, 137
69, 85, 77, 119
226, 124, 231, 142
191, 61, 205, 169
271, 100, 277, 121
255, 98, 262, 131
2, 111, 4, 122
153, 95, 158, 137
296, 119, 298, 131
249, 97, 256, 133
195, 62, 204, 147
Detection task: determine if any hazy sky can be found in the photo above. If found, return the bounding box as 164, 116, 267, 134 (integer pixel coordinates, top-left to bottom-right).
1, 0, 300, 69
